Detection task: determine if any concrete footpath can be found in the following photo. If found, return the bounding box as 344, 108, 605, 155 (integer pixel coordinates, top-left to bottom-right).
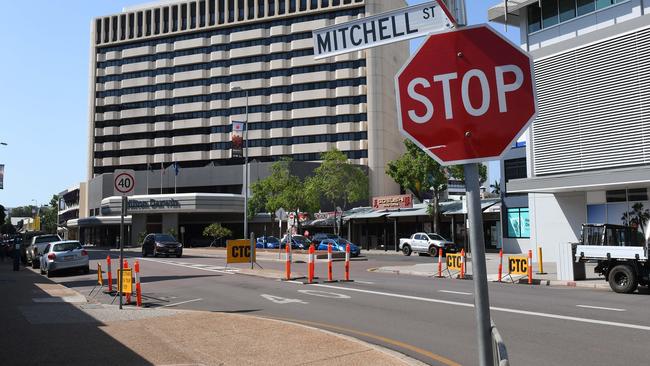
371, 252, 611, 290
0, 261, 422, 366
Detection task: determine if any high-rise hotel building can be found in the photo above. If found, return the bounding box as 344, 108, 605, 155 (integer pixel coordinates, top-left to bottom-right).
81, 0, 408, 245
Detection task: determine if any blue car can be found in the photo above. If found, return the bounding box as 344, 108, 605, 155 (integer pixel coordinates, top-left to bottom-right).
256, 236, 280, 249
317, 239, 361, 257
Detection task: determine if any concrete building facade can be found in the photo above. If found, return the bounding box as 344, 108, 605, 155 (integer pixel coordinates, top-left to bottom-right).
84, 0, 409, 246
489, 0, 650, 260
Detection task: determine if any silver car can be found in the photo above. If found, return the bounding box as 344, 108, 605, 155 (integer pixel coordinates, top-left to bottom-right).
39, 241, 89, 277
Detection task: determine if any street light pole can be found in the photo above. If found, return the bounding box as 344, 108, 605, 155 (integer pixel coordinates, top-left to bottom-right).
231, 86, 249, 240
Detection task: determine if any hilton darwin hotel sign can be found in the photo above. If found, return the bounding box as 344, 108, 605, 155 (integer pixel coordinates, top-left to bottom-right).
312, 1, 453, 59
128, 199, 181, 210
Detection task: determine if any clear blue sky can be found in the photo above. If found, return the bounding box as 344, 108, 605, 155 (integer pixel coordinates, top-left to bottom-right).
0, 1, 511, 209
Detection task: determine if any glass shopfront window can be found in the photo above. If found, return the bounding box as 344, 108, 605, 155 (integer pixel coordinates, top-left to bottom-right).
507, 208, 530, 238
528, 0, 628, 34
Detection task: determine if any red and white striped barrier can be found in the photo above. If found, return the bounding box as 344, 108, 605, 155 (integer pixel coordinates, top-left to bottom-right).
343, 244, 352, 282
327, 243, 333, 282
437, 248, 443, 277
308, 244, 315, 284
106, 256, 113, 293
285, 244, 292, 280
134, 260, 142, 307
497, 249, 503, 282
528, 249, 533, 285
460, 249, 466, 279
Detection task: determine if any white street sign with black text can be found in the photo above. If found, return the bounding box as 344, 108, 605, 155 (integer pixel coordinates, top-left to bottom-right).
312, 1, 454, 59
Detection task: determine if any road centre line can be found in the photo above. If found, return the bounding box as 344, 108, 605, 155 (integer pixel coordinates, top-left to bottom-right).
576, 305, 626, 312
306, 284, 650, 331
439, 290, 473, 296
139, 258, 237, 274
354, 280, 375, 285
160, 298, 203, 308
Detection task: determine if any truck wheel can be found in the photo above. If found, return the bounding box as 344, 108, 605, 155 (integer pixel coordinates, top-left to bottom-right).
402, 245, 412, 256
428, 246, 439, 257
608, 265, 638, 294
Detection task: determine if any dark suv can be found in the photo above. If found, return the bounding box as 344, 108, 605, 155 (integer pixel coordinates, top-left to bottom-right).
141, 234, 183, 258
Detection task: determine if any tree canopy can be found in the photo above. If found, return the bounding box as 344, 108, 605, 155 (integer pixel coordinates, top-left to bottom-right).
248, 158, 318, 218
202, 223, 233, 246
305, 149, 368, 210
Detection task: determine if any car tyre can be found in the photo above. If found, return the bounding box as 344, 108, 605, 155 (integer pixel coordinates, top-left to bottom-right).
31, 258, 40, 269
40, 266, 45, 275
176, 253, 182, 258
46, 268, 52, 278
153, 248, 157, 257
402, 245, 412, 256
428, 246, 439, 257
142, 248, 148, 257
608, 265, 637, 294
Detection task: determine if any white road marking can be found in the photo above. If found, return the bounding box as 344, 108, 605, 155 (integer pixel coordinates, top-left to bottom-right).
297, 289, 351, 299
304, 284, 650, 331
354, 280, 375, 285
139, 258, 238, 274
261, 294, 308, 304
161, 298, 203, 308
576, 305, 626, 312
439, 290, 472, 296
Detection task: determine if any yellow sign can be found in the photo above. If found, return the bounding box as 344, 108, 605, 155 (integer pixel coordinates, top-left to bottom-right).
508, 256, 529, 275
34, 216, 41, 231
97, 263, 104, 286
117, 268, 133, 294
446, 253, 463, 270
227, 239, 255, 264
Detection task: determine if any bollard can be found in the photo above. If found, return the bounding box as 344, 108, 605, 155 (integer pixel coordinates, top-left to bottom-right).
124, 259, 131, 304
344, 244, 351, 281
308, 244, 315, 284
460, 249, 465, 279
537, 246, 547, 274
285, 244, 292, 280
327, 243, 334, 282
106, 256, 113, 293
497, 249, 503, 282
437, 248, 443, 278
528, 250, 533, 285
134, 260, 142, 307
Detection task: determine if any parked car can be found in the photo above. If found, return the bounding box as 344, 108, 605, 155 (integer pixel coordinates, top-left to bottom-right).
280, 235, 312, 250
398, 232, 458, 256
39, 241, 89, 277
317, 238, 361, 257
311, 233, 340, 243
256, 236, 281, 249
141, 233, 183, 258
26, 234, 62, 269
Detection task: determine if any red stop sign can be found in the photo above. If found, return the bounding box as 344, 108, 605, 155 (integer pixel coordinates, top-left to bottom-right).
395, 25, 537, 165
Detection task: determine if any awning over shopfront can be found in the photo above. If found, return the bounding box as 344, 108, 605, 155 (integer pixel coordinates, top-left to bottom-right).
442, 199, 500, 215
70, 216, 132, 228
344, 208, 389, 220
385, 203, 428, 218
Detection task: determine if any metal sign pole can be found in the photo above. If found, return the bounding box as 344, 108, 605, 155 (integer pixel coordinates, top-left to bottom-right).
464, 163, 493, 365
119, 195, 126, 310
250, 231, 254, 269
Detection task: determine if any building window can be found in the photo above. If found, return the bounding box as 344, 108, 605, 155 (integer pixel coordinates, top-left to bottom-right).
163, 7, 169, 32
527, 5, 542, 33
507, 208, 530, 238
172, 6, 178, 31
528, 0, 624, 33
154, 9, 160, 34
628, 188, 648, 202
145, 10, 152, 36
606, 189, 627, 203
587, 204, 606, 223
559, 0, 576, 21
504, 158, 527, 181
541, 0, 559, 28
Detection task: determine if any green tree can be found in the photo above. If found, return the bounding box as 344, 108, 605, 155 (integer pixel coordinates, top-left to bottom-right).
248, 158, 317, 218
490, 180, 501, 195
41, 195, 59, 234
622, 202, 650, 236
202, 223, 233, 247
10, 206, 35, 218
305, 149, 369, 211
386, 140, 449, 233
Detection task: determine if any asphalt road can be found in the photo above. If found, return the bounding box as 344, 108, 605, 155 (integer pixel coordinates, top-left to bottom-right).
44, 249, 650, 366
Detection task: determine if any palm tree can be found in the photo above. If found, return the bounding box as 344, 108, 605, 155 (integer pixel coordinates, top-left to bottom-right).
490, 180, 501, 195
621, 202, 650, 235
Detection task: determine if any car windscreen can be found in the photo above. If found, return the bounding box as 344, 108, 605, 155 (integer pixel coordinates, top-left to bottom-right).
266, 237, 279, 243
427, 233, 448, 241
53, 242, 82, 252
35, 236, 60, 244
293, 236, 310, 244
154, 234, 176, 242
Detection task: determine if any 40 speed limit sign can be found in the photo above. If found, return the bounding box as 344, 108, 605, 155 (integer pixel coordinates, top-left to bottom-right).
114, 169, 136, 196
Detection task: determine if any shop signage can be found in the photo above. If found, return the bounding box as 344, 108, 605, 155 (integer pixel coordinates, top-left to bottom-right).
372, 194, 413, 210
128, 198, 181, 210
314, 212, 335, 220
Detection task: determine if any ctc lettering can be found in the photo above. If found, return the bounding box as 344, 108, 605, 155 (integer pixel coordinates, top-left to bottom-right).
447, 254, 462, 270
231, 246, 250, 258
508, 257, 528, 275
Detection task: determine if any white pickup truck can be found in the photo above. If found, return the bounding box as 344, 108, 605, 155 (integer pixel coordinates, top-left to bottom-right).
399, 232, 458, 257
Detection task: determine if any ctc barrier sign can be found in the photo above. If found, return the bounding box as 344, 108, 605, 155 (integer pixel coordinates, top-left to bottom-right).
446, 253, 463, 270
508, 256, 529, 275
227, 239, 255, 264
